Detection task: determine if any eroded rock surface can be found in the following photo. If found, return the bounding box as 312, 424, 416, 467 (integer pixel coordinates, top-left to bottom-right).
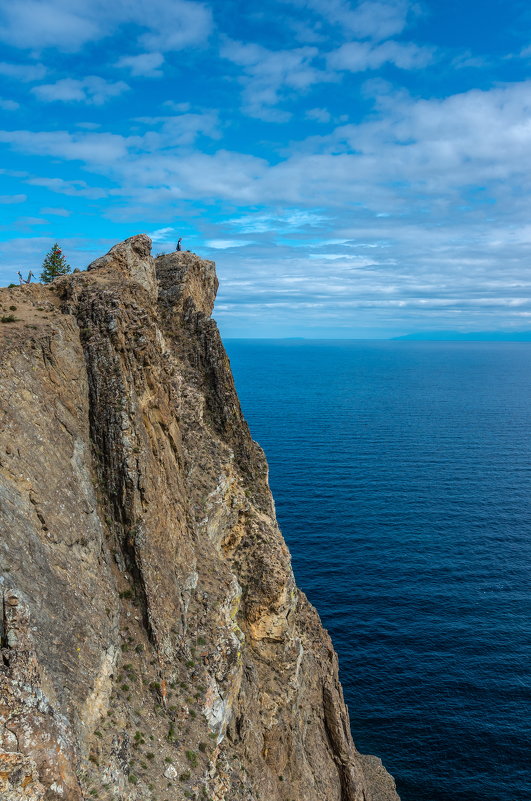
0, 236, 399, 801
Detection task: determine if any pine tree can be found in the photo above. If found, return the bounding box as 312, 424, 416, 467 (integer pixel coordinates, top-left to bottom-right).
40, 243, 71, 283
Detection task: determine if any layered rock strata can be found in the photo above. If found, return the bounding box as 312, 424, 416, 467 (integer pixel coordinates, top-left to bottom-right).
0, 235, 399, 801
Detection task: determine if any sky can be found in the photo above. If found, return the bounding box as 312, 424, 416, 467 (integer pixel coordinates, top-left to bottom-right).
1, 0, 531, 337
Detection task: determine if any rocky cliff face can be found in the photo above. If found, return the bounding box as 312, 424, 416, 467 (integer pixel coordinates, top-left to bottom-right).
0, 236, 399, 801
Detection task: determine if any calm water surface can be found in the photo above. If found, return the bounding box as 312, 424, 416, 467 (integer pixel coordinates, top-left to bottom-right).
224, 340, 531, 801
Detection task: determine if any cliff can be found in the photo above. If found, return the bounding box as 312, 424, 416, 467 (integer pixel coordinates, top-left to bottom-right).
0, 235, 399, 801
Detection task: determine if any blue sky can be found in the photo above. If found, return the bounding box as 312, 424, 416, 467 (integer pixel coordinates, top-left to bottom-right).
1, 0, 531, 337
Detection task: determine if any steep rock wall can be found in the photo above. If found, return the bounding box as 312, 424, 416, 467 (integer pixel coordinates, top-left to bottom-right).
0, 236, 399, 801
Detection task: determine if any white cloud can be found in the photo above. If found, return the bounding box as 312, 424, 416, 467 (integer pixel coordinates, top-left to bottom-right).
220, 39, 336, 120
148, 226, 175, 243
205, 239, 254, 249
139, 1, 212, 52
14, 216, 47, 227
0, 61, 47, 81
0, 194, 27, 204
116, 52, 165, 78
5, 81, 531, 212
0, 130, 134, 164
341, 0, 412, 39
211, 228, 531, 335
308, 253, 377, 263
342, 80, 531, 190
0, 98, 19, 110
220, 29, 429, 121
229, 210, 329, 232
40, 206, 71, 216
32, 77, 129, 105
306, 107, 331, 122
329, 40, 433, 71
163, 101, 192, 112
0, 169, 29, 178
134, 112, 220, 144
27, 177, 107, 198
0, 0, 212, 53
4, 81, 531, 240
284, 0, 413, 41
451, 51, 487, 70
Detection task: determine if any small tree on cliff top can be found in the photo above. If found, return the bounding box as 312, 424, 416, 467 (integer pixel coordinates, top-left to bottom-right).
40, 243, 71, 283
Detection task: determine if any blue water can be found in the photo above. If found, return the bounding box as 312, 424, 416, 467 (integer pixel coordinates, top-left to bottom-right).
224, 340, 531, 801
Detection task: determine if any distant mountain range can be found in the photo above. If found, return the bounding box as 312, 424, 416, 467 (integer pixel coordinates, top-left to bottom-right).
393, 331, 531, 341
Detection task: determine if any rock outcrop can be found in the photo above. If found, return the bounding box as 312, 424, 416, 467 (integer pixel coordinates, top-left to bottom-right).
0, 236, 399, 801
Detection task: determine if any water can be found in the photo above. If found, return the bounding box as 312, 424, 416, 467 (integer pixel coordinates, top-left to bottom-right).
224, 339, 531, 801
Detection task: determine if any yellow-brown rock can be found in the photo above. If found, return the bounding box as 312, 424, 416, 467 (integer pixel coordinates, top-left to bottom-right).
0, 236, 399, 801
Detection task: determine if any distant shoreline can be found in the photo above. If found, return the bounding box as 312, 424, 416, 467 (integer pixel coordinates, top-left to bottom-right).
224, 333, 531, 342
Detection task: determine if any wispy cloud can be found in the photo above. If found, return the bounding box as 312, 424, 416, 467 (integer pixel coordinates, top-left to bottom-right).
133, 112, 220, 144
306, 107, 332, 123
116, 52, 165, 78
328, 40, 433, 71
32, 77, 129, 105
27, 177, 107, 199
0, 61, 46, 81
0, 98, 19, 111
283, 0, 414, 41
221, 39, 335, 120
0, 0, 212, 53
205, 239, 254, 249
14, 216, 48, 228
148, 226, 175, 243
40, 207, 71, 216
229, 210, 329, 233
0, 194, 26, 204
0, 130, 133, 164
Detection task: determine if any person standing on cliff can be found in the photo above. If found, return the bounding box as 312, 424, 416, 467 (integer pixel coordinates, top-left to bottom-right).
176, 238, 182, 251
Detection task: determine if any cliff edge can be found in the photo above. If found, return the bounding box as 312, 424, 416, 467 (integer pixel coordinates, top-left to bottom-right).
0, 235, 399, 801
